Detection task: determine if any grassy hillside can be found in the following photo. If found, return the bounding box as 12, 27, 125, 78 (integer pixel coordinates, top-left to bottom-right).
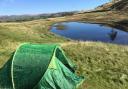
0, 11, 128, 89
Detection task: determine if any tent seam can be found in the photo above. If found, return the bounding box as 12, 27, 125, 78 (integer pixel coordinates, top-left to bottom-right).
11, 43, 28, 89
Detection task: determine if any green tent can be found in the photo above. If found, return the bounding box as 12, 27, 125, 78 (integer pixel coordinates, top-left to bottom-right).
0, 43, 84, 89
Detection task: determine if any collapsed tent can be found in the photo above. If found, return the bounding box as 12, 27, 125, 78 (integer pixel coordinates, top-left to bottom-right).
0, 43, 84, 89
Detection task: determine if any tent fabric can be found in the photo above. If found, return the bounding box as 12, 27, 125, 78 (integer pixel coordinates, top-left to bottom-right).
0, 43, 84, 89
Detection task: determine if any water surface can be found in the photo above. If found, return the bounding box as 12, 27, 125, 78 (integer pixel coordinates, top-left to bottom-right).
51, 22, 128, 45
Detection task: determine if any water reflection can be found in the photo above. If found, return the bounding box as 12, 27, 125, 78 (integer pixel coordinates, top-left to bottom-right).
54, 23, 67, 30
108, 29, 118, 41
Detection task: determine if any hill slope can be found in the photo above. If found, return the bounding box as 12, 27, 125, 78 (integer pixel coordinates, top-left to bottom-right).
111, 0, 128, 11
96, 0, 128, 11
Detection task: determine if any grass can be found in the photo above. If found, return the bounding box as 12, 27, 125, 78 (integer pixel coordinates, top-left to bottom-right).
62, 42, 128, 89
0, 11, 128, 89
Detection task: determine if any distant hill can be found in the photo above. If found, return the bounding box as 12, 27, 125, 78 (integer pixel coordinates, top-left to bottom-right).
0, 11, 77, 22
